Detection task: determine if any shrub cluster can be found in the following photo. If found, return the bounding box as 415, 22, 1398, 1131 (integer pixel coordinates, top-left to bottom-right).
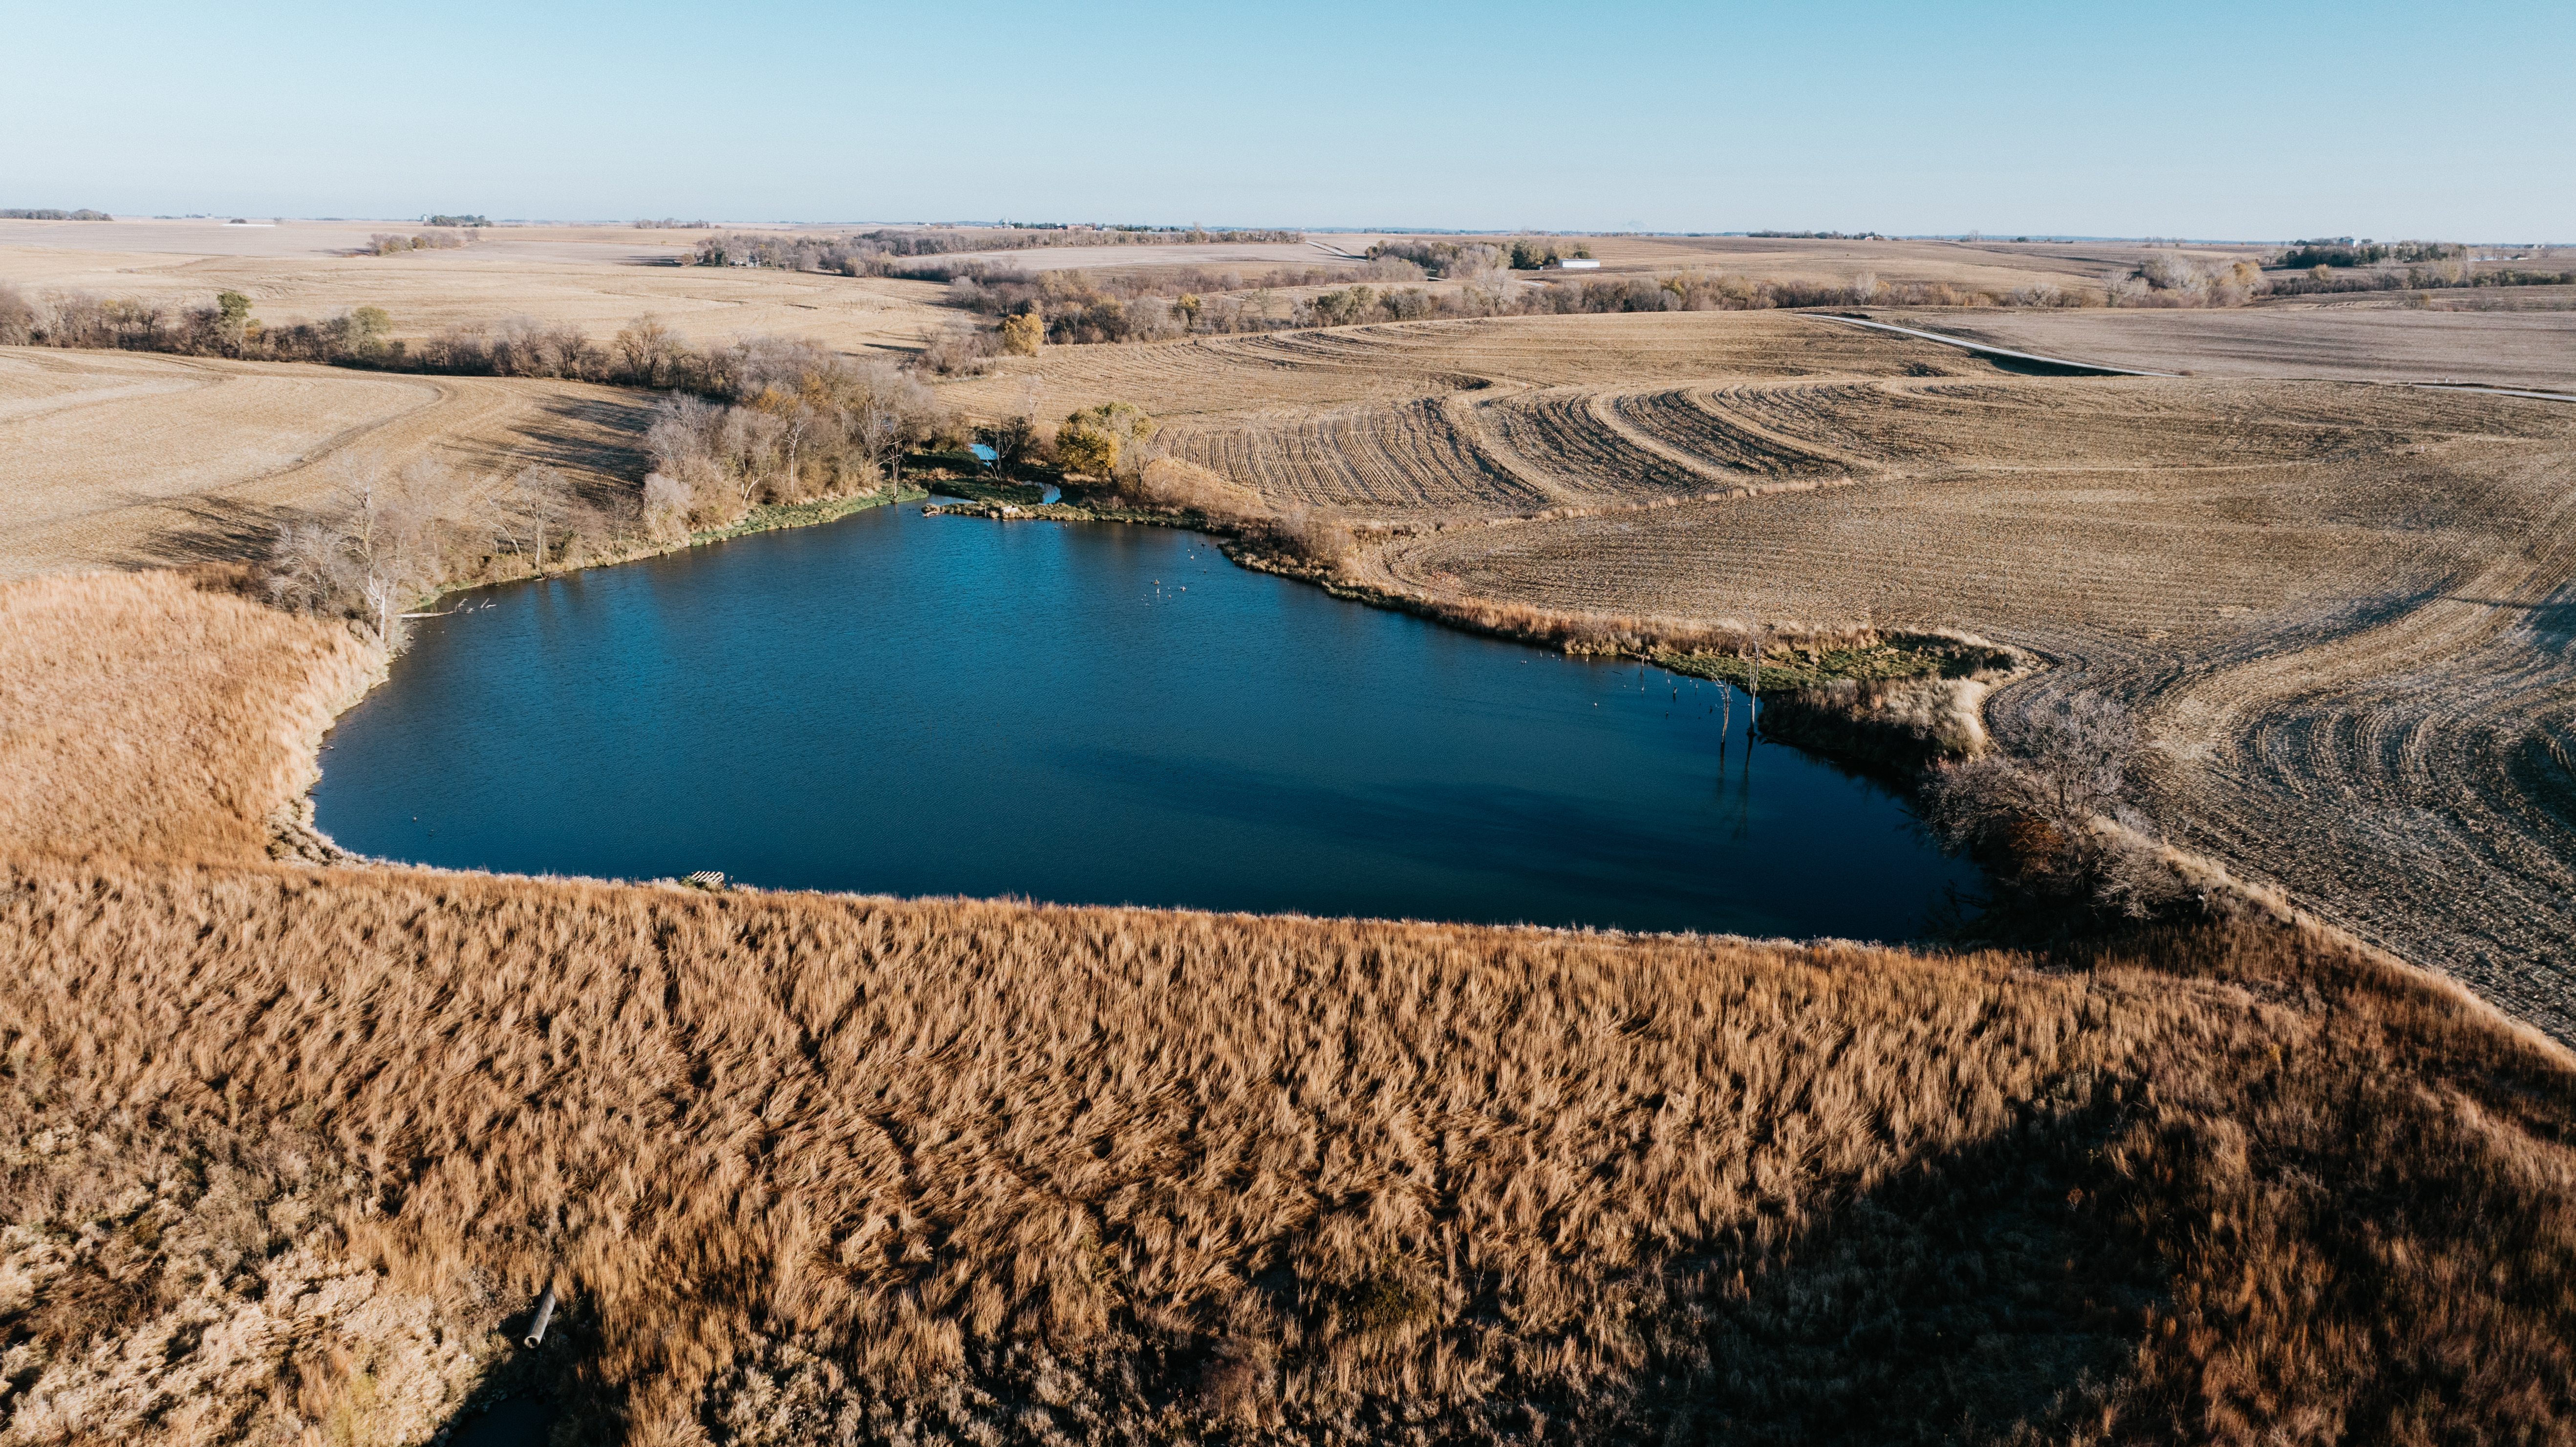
365, 229, 471, 255
1922, 693, 2195, 924
1052, 402, 1156, 479
641, 340, 950, 531
245, 344, 952, 645
2099, 255, 2269, 308
259, 459, 648, 647
1362, 237, 1593, 275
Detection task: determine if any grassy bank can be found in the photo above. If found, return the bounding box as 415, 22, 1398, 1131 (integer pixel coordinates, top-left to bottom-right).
5, 570, 2575, 1445
1222, 539, 2024, 693
684, 484, 928, 546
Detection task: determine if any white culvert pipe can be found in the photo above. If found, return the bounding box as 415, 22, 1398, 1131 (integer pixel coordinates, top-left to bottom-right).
524, 1282, 558, 1349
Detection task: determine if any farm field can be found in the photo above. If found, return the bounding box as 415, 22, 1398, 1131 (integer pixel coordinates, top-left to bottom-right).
0, 346, 649, 580
1890, 304, 2576, 391
0, 221, 2310, 370
0, 220, 955, 356
963, 310, 2576, 1041
942, 312, 1996, 517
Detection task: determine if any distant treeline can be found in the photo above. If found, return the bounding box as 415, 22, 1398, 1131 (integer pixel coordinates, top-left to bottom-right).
688, 225, 1302, 273
1747, 229, 1887, 240
1305, 272, 2081, 326
925, 267, 2105, 354
999, 221, 1300, 237
925, 259, 1417, 345
0, 284, 955, 409
424, 214, 489, 228
1, 208, 111, 221
2265, 264, 2576, 298
0, 286, 409, 363
634, 218, 714, 229
2271, 240, 2461, 269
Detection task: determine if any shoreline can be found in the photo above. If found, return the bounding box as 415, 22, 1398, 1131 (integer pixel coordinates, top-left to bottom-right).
411, 482, 930, 614
310, 469, 2306, 958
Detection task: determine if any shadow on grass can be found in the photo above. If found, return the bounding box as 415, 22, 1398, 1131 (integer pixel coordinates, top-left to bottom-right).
487, 1092, 2165, 1444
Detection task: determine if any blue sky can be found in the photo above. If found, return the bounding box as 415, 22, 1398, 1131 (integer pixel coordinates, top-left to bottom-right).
5, 0, 2565, 238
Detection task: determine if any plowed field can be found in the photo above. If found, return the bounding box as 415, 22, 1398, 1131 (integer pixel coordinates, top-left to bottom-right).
1886, 305, 2576, 392
950, 314, 1993, 517
983, 309, 2576, 1040
0, 347, 650, 579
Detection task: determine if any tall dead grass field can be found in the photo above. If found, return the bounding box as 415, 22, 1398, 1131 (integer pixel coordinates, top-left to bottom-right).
3, 572, 2574, 1445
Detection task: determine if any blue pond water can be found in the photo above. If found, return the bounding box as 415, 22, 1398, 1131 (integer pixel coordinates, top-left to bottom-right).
315, 503, 1975, 939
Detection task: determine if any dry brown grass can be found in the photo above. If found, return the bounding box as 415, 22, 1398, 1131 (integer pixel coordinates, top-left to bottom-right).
0, 571, 2570, 1446
19, 846, 2572, 1446
0, 571, 376, 865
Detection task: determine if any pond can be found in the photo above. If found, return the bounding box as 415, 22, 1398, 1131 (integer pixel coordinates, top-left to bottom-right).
314, 504, 1978, 940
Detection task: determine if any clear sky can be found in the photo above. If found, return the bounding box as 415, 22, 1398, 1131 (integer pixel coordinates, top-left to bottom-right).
5, 0, 2566, 239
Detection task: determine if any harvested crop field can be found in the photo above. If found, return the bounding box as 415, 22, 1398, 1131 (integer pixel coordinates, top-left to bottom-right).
1388, 381, 2576, 1036
0, 346, 651, 580
1883, 304, 2576, 392
0, 221, 955, 356
949, 313, 2000, 518
977, 310, 2576, 1042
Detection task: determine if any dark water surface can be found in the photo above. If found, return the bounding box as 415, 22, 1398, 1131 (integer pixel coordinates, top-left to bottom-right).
316, 505, 1975, 939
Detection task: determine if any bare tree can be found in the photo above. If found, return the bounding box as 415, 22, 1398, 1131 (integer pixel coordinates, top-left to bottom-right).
641, 473, 691, 540
614, 314, 681, 385
263, 517, 349, 617
312, 458, 447, 646
508, 466, 577, 575
853, 398, 903, 492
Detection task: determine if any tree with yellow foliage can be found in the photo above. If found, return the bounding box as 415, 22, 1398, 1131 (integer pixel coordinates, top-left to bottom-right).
1000, 308, 1043, 356
1054, 402, 1155, 480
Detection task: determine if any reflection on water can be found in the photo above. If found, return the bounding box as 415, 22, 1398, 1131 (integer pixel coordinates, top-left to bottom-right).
316, 505, 1975, 939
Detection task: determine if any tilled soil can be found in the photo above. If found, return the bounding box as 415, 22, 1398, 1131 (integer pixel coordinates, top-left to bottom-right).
1887, 304, 2576, 392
